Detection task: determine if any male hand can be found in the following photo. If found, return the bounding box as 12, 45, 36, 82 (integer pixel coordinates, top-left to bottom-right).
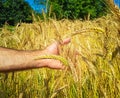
36, 38, 71, 69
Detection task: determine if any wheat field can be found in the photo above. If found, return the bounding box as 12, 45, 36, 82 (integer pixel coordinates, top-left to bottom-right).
0, 10, 120, 98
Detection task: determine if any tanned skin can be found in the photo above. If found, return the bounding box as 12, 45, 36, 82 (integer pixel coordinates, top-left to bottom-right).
0, 38, 70, 72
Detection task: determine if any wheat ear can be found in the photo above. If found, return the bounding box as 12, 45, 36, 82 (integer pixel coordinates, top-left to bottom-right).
34, 55, 69, 66
71, 27, 105, 36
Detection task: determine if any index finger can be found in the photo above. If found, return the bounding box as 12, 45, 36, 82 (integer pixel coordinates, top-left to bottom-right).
59, 38, 71, 45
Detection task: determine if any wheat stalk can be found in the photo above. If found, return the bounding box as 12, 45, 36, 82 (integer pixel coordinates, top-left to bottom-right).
105, 0, 120, 19
34, 27, 105, 67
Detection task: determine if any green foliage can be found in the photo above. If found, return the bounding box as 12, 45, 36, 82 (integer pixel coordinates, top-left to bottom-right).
0, 0, 33, 26
46, 0, 108, 20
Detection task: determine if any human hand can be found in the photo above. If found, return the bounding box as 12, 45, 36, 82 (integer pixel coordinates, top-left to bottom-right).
36, 38, 71, 69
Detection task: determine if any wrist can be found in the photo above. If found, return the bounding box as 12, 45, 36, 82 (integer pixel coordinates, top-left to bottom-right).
24, 50, 48, 68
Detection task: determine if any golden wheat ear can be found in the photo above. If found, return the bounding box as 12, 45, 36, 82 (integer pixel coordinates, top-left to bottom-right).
34, 55, 69, 66
71, 27, 105, 36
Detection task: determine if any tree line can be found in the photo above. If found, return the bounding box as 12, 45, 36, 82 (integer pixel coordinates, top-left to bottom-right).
0, 0, 33, 27
0, 0, 108, 27
45, 0, 107, 20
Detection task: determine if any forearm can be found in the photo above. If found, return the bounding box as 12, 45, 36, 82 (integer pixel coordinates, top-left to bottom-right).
0, 47, 45, 72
